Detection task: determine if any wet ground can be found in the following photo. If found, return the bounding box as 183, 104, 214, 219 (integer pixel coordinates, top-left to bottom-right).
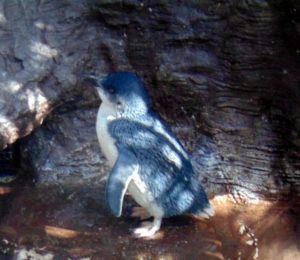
0, 178, 300, 260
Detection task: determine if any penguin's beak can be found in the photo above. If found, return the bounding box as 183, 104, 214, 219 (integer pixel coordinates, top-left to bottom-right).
83, 74, 105, 88
84, 75, 99, 87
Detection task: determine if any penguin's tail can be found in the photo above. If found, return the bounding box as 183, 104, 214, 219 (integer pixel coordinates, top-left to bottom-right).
193, 203, 215, 219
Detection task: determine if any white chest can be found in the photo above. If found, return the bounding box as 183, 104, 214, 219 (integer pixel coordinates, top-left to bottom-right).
96, 103, 118, 167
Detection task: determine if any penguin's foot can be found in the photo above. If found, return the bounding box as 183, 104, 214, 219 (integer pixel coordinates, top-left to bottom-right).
131, 206, 151, 220
133, 218, 162, 238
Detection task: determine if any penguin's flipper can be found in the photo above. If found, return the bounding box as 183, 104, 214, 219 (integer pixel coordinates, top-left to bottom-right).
106, 147, 139, 217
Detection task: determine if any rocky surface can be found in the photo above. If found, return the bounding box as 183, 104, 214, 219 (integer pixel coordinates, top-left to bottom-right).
0, 0, 299, 201
20, 107, 108, 183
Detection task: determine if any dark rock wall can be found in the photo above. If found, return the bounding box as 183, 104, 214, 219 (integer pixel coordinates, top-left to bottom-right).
0, 0, 299, 202
0, 0, 101, 147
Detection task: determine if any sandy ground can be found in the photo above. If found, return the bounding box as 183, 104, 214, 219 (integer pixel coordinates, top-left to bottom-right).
0, 177, 299, 259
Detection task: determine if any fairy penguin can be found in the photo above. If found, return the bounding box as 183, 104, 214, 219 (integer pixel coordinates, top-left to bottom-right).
87, 72, 214, 237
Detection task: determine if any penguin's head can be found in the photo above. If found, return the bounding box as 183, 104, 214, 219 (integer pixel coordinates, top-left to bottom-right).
86, 72, 151, 117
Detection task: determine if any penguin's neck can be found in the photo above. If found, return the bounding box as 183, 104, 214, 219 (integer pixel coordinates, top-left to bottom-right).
123, 97, 149, 119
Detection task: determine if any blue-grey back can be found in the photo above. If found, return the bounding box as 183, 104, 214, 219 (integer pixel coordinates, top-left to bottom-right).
108, 113, 193, 176
109, 114, 193, 187
108, 112, 209, 217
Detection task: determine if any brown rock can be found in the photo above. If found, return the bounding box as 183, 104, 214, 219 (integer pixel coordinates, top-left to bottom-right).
0, 0, 299, 201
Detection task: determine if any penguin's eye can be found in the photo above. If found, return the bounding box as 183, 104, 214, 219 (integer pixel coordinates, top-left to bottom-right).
108, 88, 115, 94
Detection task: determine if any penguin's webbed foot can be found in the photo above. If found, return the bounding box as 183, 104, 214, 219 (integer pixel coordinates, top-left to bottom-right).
133, 218, 162, 238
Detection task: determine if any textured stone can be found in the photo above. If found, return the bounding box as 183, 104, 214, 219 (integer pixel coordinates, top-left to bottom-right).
0, 0, 101, 148
20, 107, 108, 183
0, 0, 299, 201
